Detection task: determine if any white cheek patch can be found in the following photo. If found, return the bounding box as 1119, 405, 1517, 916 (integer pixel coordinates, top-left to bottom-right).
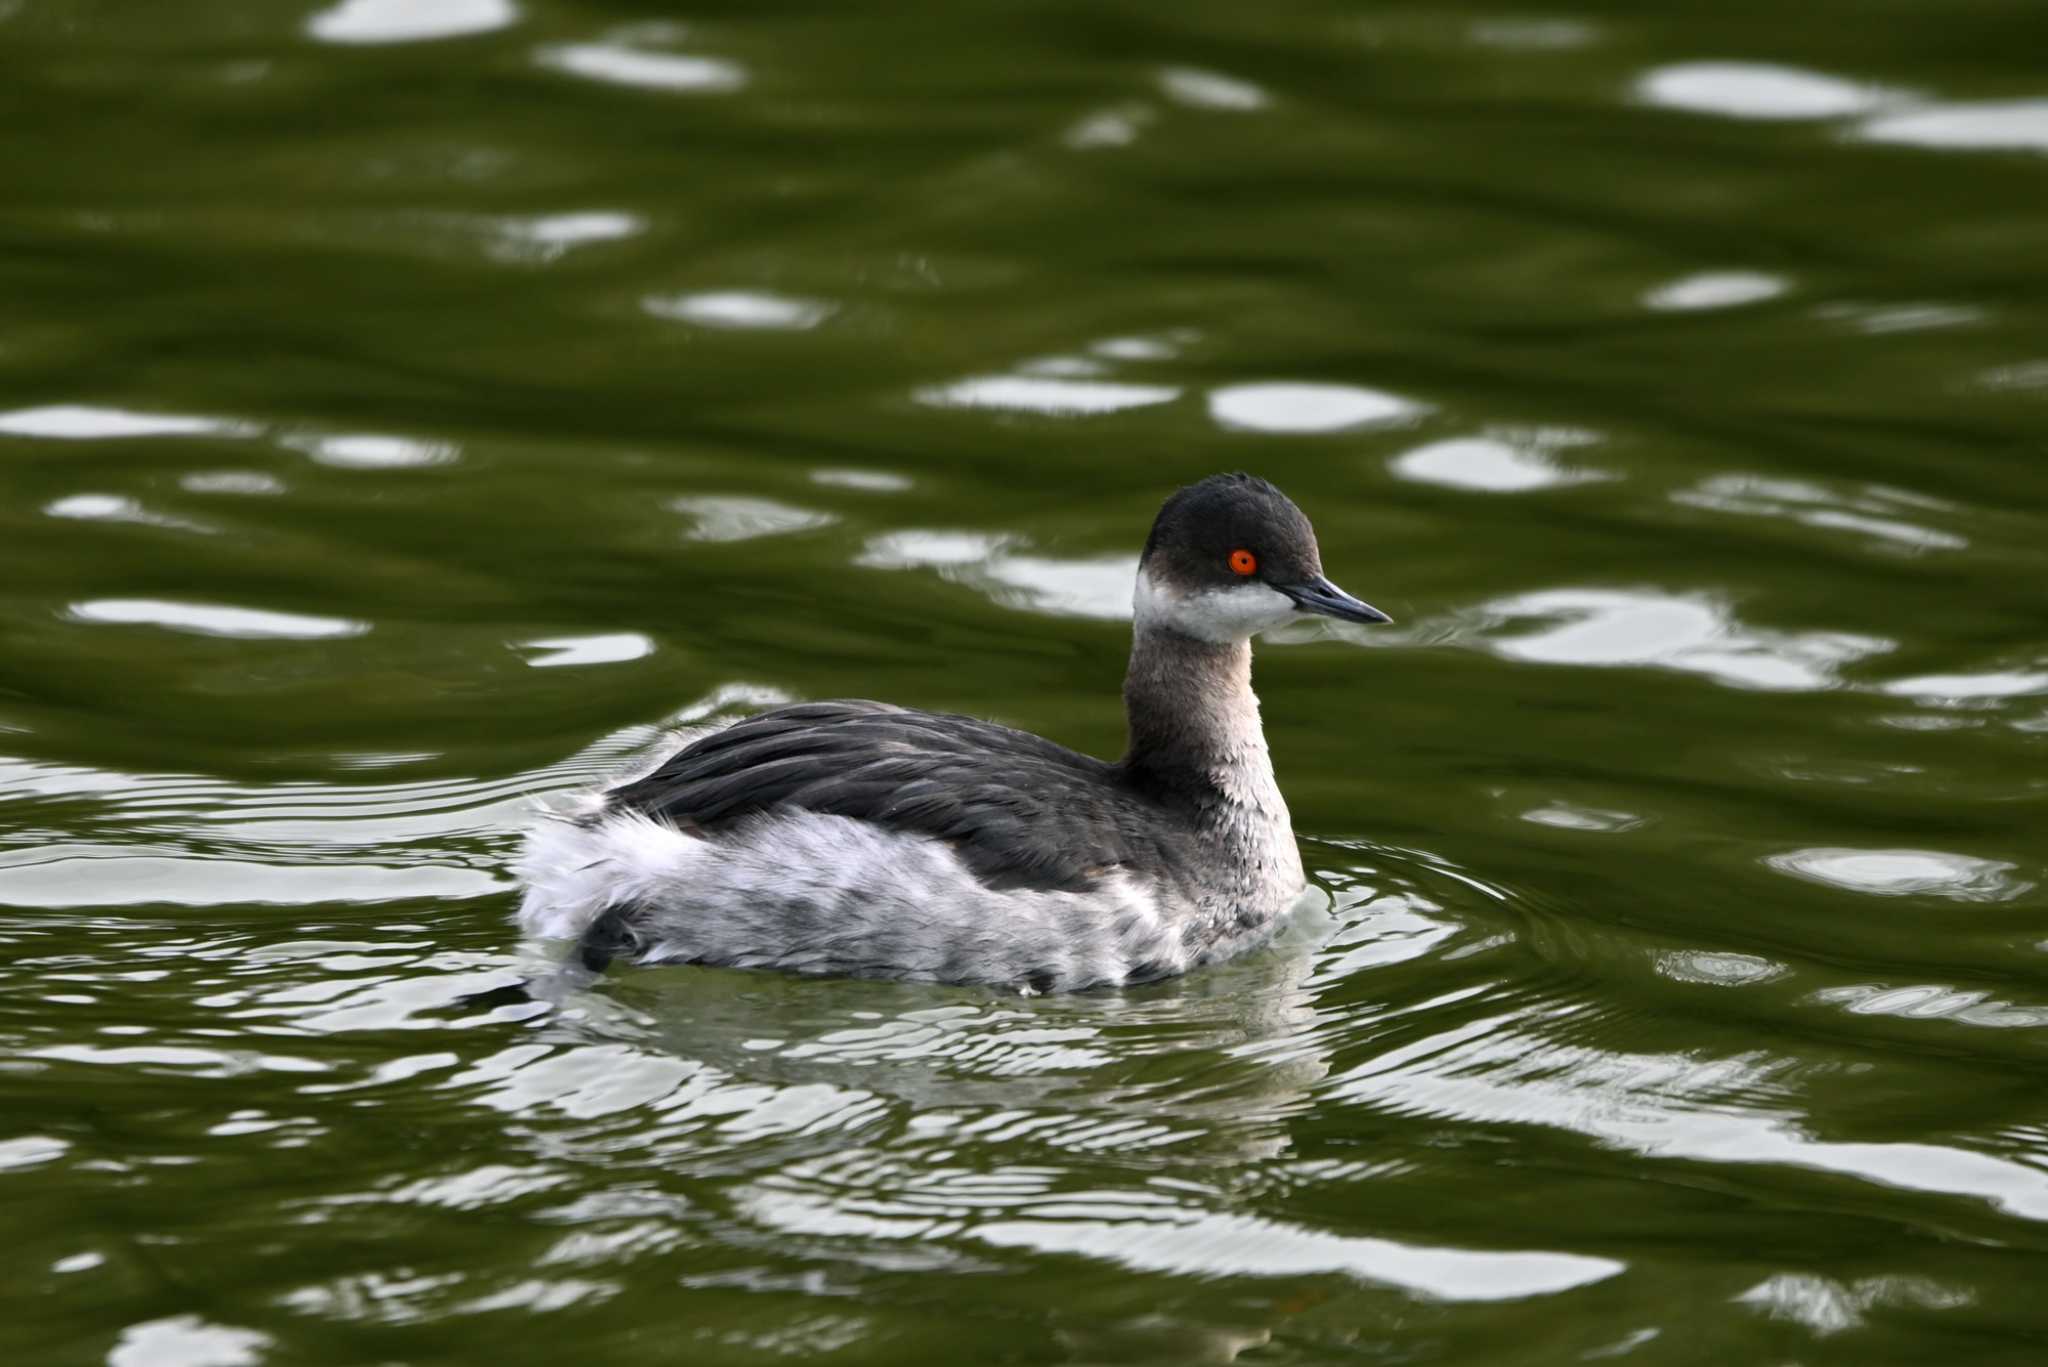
1133, 569, 1297, 643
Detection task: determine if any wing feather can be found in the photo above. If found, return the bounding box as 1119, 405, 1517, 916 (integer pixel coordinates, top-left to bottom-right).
606, 701, 1183, 892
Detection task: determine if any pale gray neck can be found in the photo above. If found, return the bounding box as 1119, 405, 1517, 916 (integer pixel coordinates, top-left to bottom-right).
1120, 622, 1273, 807
1121, 621, 1303, 929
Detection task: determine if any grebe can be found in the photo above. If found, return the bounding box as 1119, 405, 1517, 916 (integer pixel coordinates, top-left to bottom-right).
516, 473, 1389, 993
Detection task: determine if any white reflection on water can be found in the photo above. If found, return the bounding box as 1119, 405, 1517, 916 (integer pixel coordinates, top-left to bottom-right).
1327, 1013, 2048, 1221
1208, 382, 1426, 434
486, 211, 642, 263
1880, 670, 2048, 707
858, 531, 1136, 620
968, 551, 1138, 618
1812, 982, 2048, 1029
1737, 1273, 1970, 1337
180, 471, 285, 496
1090, 333, 1188, 361
1158, 67, 1269, 112
0, 404, 248, 440
1977, 359, 2048, 393
1673, 474, 1966, 552
67, 598, 369, 640
0, 851, 503, 908
45, 494, 210, 533
306, 0, 517, 45
287, 432, 459, 469
276, 1269, 467, 1324
1814, 300, 1985, 335
857, 529, 1004, 568
1859, 100, 2048, 153
516, 633, 655, 669
671, 495, 834, 542
970, 1208, 1620, 1300
1766, 847, 2030, 902
644, 290, 834, 330
1635, 62, 1898, 120
108, 1315, 273, 1367
1523, 803, 1642, 833
915, 376, 1180, 416
26, 1042, 328, 1075
0, 729, 650, 847
810, 467, 911, 493
1473, 588, 1891, 692
733, 1124, 1618, 1301
1065, 103, 1156, 149
1016, 354, 1108, 378
0, 1135, 69, 1170
1654, 951, 1786, 986
1391, 429, 1609, 493
1309, 891, 1459, 982
1642, 270, 1787, 312
536, 34, 747, 93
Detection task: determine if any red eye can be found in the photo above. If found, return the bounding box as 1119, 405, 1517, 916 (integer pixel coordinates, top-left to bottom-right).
1228, 549, 1257, 576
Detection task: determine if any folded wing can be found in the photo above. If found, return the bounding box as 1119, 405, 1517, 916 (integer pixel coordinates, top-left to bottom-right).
607, 701, 1188, 893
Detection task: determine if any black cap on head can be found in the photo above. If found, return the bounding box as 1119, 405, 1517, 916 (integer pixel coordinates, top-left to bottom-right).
1141, 473, 1322, 590
1140, 472, 1391, 627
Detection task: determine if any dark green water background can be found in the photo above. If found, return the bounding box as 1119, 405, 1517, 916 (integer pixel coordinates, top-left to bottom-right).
6, 2, 2048, 1362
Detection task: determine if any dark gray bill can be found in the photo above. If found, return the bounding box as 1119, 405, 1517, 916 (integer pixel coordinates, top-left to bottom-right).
1278, 574, 1392, 625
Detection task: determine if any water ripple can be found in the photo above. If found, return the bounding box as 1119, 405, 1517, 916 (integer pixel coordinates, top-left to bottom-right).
1325, 1012, 2048, 1220
1766, 848, 2031, 902
740, 1151, 1619, 1300
1470, 588, 1891, 692
1812, 982, 2048, 1029
672, 495, 835, 542
857, 531, 1136, 620
0, 849, 504, 908
1673, 474, 1966, 552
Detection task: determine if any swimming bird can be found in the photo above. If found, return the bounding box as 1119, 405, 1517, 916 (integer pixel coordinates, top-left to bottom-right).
515, 473, 1389, 993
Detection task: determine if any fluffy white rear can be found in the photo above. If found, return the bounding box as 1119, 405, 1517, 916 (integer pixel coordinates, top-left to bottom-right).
515, 808, 685, 943
512, 805, 1254, 991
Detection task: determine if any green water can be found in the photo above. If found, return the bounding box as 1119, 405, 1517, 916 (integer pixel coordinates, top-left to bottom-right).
6, 1, 2048, 1361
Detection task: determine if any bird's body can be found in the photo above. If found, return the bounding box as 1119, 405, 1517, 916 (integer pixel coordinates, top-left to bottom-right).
514, 474, 1387, 993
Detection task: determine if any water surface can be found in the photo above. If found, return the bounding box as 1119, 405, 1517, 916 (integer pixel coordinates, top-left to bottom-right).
5, 2, 2048, 1362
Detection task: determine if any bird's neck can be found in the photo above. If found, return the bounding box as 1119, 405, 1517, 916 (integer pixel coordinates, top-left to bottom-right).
1121, 623, 1306, 934
1120, 624, 1278, 812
